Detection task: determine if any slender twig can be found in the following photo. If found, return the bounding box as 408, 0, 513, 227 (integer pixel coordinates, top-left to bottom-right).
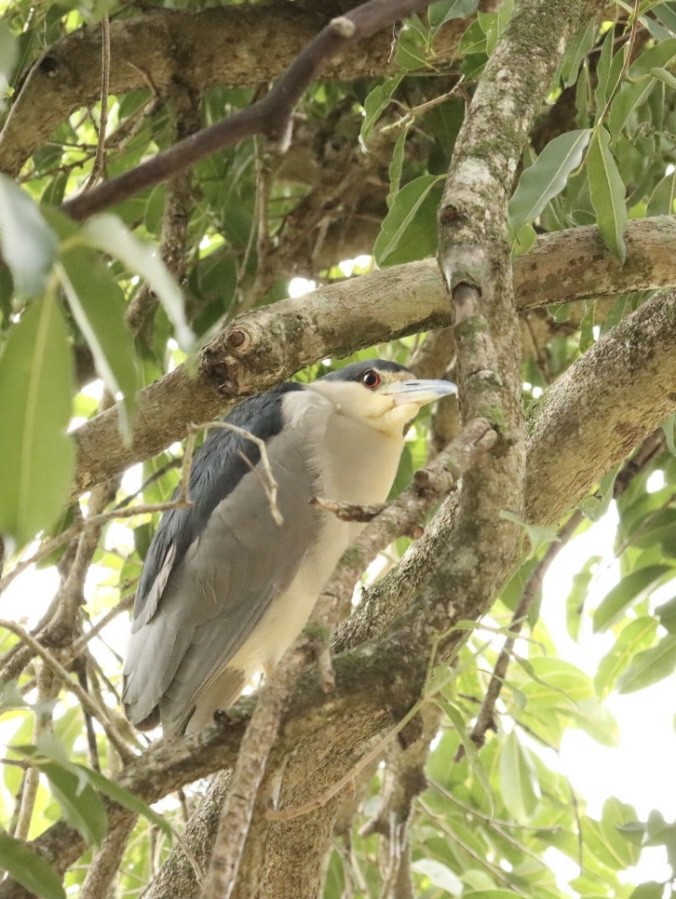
83, 12, 111, 190
60, 0, 433, 221
0, 618, 137, 761
457, 510, 584, 760
0, 496, 192, 597
191, 420, 283, 525
66, 594, 135, 662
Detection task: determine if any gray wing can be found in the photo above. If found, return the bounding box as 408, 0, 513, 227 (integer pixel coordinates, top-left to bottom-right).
122, 389, 329, 734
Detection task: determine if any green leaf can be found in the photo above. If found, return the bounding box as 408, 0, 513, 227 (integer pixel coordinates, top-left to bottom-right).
387, 124, 409, 208
594, 31, 625, 115
500, 510, 559, 555
579, 300, 595, 352
440, 699, 494, 810
580, 467, 619, 521
509, 222, 536, 256
649, 65, 676, 89
509, 130, 591, 230
40, 762, 108, 844
499, 730, 540, 822
586, 126, 627, 262
593, 565, 672, 631
657, 596, 676, 633
618, 633, 676, 693
360, 76, 403, 145
374, 174, 444, 266
628, 884, 666, 899
428, 0, 478, 30
0, 21, 17, 115
566, 697, 619, 746
83, 768, 172, 838
647, 170, 676, 215
663, 412, 676, 454
595, 616, 659, 696
653, 3, 676, 36
412, 858, 463, 893
478, 0, 513, 54
83, 214, 193, 351
566, 555, 601, 640
608, 77, 655, 137
628, 37, 676, 78
0, 831, 65, 899
0, 294, 74, 546
463, 891, 526, 898
0, 174, 58, 296
395, 20, 429, 71
58, 247, 138, 439
559, 18, 596, 88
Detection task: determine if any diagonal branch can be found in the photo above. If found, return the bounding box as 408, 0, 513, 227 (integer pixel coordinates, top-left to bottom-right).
0, 4, 468, 178
58, 0, 434, 222
71, 216, 676, 497
3, 285, 676, 898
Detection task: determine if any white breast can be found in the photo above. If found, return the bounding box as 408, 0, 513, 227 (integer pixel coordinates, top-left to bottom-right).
229, 390, 405, 674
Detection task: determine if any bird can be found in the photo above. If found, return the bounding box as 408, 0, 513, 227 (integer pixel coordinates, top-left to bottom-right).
122, 359, 456, 737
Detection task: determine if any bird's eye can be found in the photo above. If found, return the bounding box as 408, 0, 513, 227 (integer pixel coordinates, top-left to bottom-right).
361, 369, 381, 389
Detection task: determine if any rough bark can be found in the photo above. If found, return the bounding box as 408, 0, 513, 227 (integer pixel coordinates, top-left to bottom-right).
4, 283, 675, 899
0, 5, 466, 177
71, 215, 676, 496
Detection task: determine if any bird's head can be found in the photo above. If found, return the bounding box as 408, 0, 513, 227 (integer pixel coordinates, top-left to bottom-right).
307, 359, 457, 438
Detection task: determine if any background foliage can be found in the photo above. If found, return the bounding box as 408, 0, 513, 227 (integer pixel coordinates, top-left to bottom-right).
1, 0, 676, 897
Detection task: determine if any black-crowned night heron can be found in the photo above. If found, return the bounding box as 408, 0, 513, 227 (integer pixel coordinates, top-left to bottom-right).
123, 360, 456, 736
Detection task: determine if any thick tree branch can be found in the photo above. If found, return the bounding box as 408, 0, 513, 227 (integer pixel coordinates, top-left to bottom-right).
3, 285, 676, 898
54, 0, 435, 221
70, 216, 676, 497
0, 5, 466, 178
209, 1, 600, 891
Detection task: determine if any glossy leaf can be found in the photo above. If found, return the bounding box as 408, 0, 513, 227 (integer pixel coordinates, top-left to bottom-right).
83, 214, 193, 351
360, 76, 402, 145
387, 124, 409, 208
559, 18, 596, 87
463, 891, 525, 898
594, 32, 625, 114
84, 767, 172, 838
39, 762, 108, 844
608, 77, 655, 137
586, 126, 627, 262
593, 565, 672, 631
374, 174, 444, 265
566, 555, 601, 640
0, 294, 74, 545
429, 0, 478, 30
618, 633, 676, 693
509, 130, 592, 230
0, 832, 65, 899
628, 884, 666, 899
0, 174, 58, 296
58, 246, 138, 439
499, 730, 540, 822
412, 858, 463, 893
0, 20, 17, 114
595, 617, 659, 696
647, 170, 676, 215
628, 37, 676, 78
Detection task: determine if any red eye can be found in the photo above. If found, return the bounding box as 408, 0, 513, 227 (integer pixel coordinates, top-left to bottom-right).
362, 369, 381, 389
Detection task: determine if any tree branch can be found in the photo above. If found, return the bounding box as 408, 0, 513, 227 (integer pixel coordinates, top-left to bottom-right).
3, 280, 676, 897
0, 4, 467, 178
70, 216, 676, 497
55, 0, 434, 222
